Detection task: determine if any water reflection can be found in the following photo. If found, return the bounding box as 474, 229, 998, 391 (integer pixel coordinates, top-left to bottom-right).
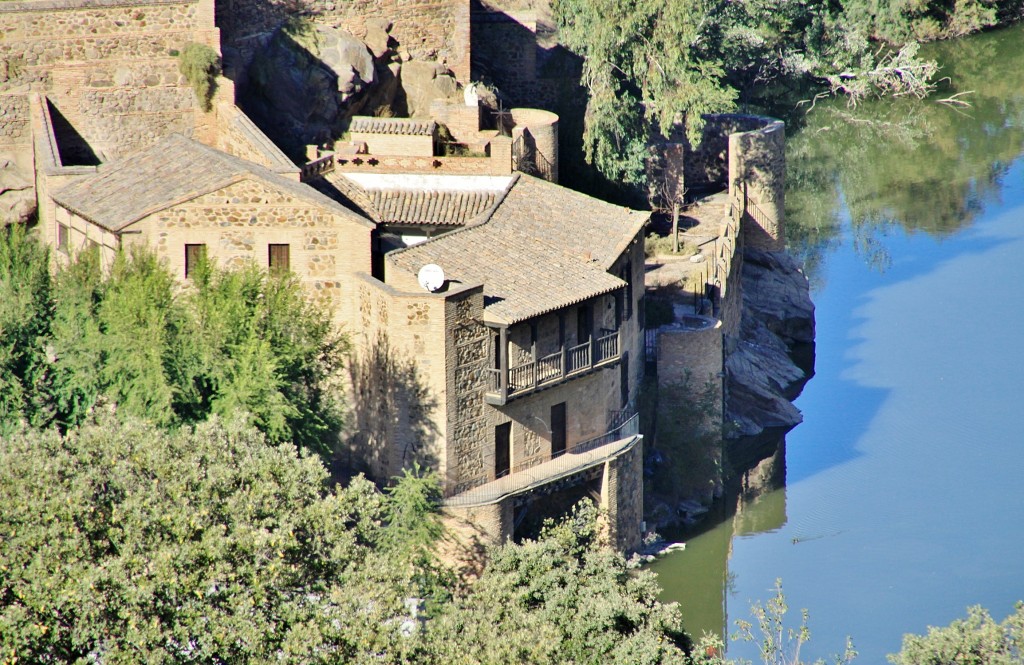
652, 20, 1024, 663
649, 441, 789, 643
786, 22, 1024, 282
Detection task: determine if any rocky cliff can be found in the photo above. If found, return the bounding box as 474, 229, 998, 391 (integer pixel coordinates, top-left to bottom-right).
725, 247, 815, 441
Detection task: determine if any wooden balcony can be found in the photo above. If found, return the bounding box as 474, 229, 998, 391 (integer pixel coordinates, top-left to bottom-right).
484, 329, 621, 405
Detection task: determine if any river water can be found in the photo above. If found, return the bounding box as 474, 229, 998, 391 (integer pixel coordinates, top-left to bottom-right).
650, 22, 1024, 664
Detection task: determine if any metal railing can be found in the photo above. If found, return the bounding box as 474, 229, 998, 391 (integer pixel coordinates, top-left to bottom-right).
444, 413, 641, 504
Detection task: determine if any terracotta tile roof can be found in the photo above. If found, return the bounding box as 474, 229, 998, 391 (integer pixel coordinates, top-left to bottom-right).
51, 134, 373, 232
348, 117, 437, 136
327, 173, 498, 226
388, 174, 649, 325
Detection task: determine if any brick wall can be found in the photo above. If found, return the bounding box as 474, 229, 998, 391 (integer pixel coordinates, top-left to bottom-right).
333, 151, 511, 176
347, 132, 434, 157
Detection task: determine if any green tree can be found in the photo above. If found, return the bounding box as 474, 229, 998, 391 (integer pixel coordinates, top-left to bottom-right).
553, 0, 737, 185
0, 417, 425, 663
889, 604, 1024, 665
424, 502, 691, 664
0, 224, 51, 431
552, 0, 961, 186
0, 234, 347, 455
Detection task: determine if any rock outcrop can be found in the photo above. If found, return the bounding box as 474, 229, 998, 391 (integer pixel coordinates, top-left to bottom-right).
241, 19, 460, 158
0, 158, 35, 226
725, 248, 815, 439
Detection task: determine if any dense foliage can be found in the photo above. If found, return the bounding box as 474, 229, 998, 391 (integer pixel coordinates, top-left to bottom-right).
552, 0, 1023, 185
0, 228, 345, 456
889, 604, 1024, 664
0, 417, 698, 664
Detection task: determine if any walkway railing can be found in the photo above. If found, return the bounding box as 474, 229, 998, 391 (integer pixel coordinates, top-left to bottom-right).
444, 413, 641, 504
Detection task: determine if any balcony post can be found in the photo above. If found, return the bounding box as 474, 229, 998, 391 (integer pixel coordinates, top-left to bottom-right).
531, 321, 538, 390
558, 311, 566, 378
588, 304, 596, 368
499, 326, 509, 399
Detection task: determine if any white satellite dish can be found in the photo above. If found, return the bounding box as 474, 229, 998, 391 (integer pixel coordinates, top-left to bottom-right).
417, 264, 446, 292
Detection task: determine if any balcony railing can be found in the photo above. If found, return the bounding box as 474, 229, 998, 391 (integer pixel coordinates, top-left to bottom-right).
486, 329, 621, 404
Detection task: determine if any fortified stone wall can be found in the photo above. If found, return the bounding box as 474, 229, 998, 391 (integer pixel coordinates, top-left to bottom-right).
0, 0, 218, 161
470, 4, 581, 110
729, 119, 785, 251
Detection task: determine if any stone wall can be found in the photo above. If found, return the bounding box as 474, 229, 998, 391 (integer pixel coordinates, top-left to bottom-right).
215, 100, 301, 176
444, 290, 490, 491
470, 4, 581, 110
601, 439, 643, 552
123, 177, 373, 322
729, 119, 785, 251
0, 0, 218, 162
0, 95, 30, 151
348, 273, 491, 491
510, 107, 558, 183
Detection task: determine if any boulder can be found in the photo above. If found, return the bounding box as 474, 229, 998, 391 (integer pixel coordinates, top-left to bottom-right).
245, 22, 381, 155
0, 157, 35, 226
316, 26, 376, 102
399, 60, 459, 117
364, 18, 393, 60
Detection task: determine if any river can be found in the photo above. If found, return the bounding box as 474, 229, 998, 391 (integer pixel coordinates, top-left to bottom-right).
649, 21, 1024, 664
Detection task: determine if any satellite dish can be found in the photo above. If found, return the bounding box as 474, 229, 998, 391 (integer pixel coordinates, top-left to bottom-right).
417, 264, 446, 292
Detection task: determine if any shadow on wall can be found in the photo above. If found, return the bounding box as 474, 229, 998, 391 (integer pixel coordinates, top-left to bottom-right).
340, 331, 439, 483
47, 99, 101, 166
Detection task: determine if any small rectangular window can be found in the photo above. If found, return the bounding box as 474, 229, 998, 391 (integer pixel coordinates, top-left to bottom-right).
268, 243, 290, 274
56, 223, 69, 254
495, 422, 512, 478
185, 243, 206, 279
551, 402, 567, 457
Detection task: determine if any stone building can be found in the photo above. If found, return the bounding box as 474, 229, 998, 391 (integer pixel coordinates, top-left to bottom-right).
4, 0, 651, 552
47, 135, 375, 327
339, 171, 648, 549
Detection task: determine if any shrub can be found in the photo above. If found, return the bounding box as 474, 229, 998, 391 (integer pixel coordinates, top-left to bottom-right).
178, 42, 219, 112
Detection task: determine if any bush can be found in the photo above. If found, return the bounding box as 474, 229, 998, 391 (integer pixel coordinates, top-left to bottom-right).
178, 42, 219, 112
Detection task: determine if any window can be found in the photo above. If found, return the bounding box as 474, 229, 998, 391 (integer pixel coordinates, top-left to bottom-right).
268, 243, 290, 274
185, 243, 206, 279
495, 422, 512, 478
56, 223, 69, 254
551, 402, 566, 457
